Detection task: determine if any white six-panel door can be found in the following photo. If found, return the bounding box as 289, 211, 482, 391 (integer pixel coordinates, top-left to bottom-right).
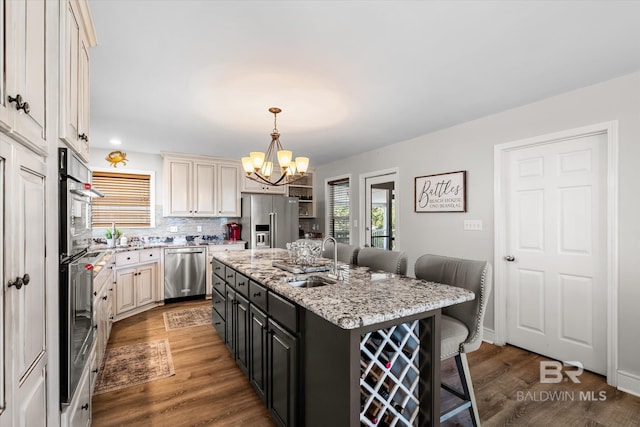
505, 133, 607, 374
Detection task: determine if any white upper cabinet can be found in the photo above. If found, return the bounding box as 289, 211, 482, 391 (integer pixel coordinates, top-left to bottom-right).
0, 0, 48, 155
59, 0, 96, 162
162, 153, 240, 217
241, 175, 287, 195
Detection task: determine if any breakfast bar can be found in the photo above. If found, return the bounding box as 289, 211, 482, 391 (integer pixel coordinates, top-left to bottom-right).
210, 248, 474, 427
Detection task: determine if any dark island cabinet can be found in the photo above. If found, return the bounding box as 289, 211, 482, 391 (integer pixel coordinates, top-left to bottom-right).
235, 293, 250, 375
268, 319, 298, 427
249, 305, 268, 404
211, 261, 300, 427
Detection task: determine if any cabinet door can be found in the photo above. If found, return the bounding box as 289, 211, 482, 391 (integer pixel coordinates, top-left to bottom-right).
165, 160, 192, 216
9, 0, 48, 153
0, 0, 12, 132
242, 175, 287, 195
135, 264, 156, 306
217, 162, 240, 216
193, 161, 216, 216
115, 268, 136, 314
77, 38, 90, 161
268, 320, 298, 427
249, 305, 268, 404
235, 294, 250, 376
225, 287, 236, 355
65, 364, 91, 427
60, 0, 81, 150
11, 148, 48, 426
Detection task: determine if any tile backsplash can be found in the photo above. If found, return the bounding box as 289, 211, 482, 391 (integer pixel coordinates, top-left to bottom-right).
92, 204, 239, 241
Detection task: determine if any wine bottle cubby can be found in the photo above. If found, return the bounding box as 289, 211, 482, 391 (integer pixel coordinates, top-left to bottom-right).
360, 320, 420, 426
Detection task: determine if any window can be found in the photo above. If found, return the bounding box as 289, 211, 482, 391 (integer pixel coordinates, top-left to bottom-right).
327, 177, 350, 244
92, 171, 153, 228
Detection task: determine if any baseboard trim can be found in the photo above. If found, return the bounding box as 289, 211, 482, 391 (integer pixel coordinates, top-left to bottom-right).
482, 327, 495, 344
617, 370, 640, 397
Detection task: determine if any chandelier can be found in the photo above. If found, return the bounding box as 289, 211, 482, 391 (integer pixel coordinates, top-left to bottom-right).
241, 107, 309, 186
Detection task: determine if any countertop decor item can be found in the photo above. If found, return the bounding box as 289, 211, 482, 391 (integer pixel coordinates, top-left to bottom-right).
414, 170, 467, 212
241, 107, 309, 186
105, 150, 128, 167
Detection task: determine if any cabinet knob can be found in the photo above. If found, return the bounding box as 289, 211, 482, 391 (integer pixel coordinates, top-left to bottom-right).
94, 291, 97, 296
8, 274, 29, 290
214, 321, 221, 325
102, 295, 108, 300
253, 292, 261, 297
79, 133, 89, 142
92, 368, 99, 374
8, 94, 30, 113
81, 403, 89, 411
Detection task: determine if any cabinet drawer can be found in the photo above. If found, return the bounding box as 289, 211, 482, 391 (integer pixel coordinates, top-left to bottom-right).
268, 292, 298, 333
212, 308, 225, 341
212, 273, 225, 295
212, 259, 225, 279
115, 251, 139, 267
235, 272, 249, 297
224, 266, 236, 285
249, 281, 268, 312
139, 248, 161, 262
212, 289, 226, 319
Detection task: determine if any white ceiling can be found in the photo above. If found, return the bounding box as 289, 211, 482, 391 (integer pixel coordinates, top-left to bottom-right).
89, 0, 640, 166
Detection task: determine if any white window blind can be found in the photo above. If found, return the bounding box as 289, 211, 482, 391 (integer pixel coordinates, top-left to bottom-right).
328, 177, 350, 243
92, 171, 152, 228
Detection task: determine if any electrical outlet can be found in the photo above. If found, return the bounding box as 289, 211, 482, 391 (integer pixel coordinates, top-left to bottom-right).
170, 226, 178, 233
464, 220, 483, 231
197, 226, 202, 232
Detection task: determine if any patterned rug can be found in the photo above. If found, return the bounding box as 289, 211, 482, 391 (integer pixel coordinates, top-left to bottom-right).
163, 305, 212, 331
94, 338, 175, 395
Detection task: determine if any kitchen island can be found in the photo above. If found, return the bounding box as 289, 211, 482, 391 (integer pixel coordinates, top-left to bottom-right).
211, 248, 475, 427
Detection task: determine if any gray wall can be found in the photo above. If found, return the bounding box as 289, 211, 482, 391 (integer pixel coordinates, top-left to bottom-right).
314, 72, 640, 378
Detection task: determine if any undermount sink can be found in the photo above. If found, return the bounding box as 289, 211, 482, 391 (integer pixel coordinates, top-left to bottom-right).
286, 275, 336, 288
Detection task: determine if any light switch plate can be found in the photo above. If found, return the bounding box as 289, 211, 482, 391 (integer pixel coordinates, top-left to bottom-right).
464, 220, 483, 231
197, 226, 202, 232
170, 226, 178, 232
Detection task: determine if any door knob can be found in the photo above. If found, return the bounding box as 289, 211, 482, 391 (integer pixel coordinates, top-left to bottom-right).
8, 277, 24, 290
504, 255, 516, 262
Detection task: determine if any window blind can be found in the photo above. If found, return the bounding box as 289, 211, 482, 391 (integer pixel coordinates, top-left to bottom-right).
92, 171, 152, 228
328, 177, 350, 244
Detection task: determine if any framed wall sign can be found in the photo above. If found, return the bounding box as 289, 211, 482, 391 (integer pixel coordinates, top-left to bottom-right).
414, 170, 466, 212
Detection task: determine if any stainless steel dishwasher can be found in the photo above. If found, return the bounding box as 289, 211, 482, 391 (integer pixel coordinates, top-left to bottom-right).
164, 247, 206, 301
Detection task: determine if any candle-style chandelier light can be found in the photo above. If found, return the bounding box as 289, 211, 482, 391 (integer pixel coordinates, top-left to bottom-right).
241, 107, 309, 186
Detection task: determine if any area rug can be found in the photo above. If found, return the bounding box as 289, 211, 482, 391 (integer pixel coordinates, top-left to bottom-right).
163, 305, 212, 331
93, 338, 175, 395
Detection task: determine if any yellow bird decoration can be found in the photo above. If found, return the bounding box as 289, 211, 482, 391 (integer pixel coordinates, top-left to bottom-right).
105, 150, 128, 168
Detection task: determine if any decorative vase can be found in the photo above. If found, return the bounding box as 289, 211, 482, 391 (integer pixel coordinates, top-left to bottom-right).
106, 238, 114, 248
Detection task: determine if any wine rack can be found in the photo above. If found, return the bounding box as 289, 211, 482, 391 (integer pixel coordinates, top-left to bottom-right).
360, 321, 420, 426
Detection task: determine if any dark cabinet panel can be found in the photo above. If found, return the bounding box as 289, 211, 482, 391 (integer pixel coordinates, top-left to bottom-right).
212, 273, 225, 295
249, 280, 268, 312
212, 288, 226, 319
225, 287, 236, 354
212, 259, 225, 279
249, 305, 268, 403
212, 306, 225, 341
236, 293, 250, 375
235, 272, 249, 298
268, 319, 298, 427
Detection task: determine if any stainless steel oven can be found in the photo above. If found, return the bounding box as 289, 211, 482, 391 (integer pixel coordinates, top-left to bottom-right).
58, 148, 103, 405
59, 251, 104, 404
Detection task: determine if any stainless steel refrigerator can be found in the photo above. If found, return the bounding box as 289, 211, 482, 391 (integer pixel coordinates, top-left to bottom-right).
240, 195, 299, 249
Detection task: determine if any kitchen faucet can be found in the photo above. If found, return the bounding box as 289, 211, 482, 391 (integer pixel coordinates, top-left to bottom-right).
321, 236, 343, 281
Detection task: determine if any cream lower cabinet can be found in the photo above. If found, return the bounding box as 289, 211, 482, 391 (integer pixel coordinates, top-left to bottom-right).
113, 248, 160, 319
61, 363, 91, 427
115, 263, 156, 316
241, 175, 287, 194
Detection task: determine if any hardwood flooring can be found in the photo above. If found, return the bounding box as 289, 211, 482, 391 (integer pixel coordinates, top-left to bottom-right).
91, 300, 275, 427
93, 301, 640, 426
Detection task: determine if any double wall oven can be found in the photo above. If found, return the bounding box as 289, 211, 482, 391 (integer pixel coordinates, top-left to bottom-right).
58, 148, 103, 406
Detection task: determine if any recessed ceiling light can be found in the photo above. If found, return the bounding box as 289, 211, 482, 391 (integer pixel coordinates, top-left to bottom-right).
109, 138, 122, 146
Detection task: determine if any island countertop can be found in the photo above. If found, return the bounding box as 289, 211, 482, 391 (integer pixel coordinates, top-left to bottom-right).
211, 248, 475, 330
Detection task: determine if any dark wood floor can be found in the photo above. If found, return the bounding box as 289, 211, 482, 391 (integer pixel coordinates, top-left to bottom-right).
93, 301, 640, 426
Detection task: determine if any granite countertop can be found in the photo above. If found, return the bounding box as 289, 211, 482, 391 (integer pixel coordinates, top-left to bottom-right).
90, 240, 246, 253
211, 248, 475, 330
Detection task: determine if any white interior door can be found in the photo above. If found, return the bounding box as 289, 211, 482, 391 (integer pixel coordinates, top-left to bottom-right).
364, 173, 397, 249
505, 133, 607, 374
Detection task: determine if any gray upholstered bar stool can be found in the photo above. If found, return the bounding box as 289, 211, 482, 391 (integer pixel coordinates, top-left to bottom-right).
320, 242, 360, 264
356, 247, 408, 275
414, 254, 492, 427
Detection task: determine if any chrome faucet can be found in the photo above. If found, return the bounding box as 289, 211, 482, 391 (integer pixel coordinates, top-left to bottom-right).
321, 236, 342, 281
